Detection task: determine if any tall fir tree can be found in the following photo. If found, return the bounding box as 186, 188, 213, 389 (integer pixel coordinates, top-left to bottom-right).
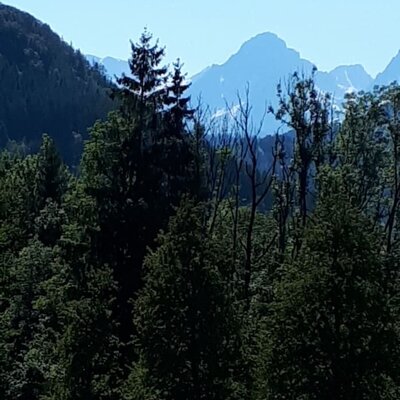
115, 29, 168, 115
155, 59, 197, 206
82, 31, 199, 348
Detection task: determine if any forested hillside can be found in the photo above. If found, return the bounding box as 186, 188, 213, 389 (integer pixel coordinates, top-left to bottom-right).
0, 25, 399, 399
0, 4, 115, 164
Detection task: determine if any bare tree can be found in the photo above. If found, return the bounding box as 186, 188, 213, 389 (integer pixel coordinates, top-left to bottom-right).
229, 86, 278, 310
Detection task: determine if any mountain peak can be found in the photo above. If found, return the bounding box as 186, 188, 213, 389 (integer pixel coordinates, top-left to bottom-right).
187, 31, 315, 134
238, 32, 290, 55
87, 31, 400, 135
243, 32, 284, 45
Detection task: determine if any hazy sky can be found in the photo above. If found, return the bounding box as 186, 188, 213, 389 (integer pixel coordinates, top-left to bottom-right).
4, 0, 400, 77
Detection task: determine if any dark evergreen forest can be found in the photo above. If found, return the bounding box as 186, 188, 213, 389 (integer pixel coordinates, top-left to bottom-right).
0, 4, 115, 166
0, 4, 399, 400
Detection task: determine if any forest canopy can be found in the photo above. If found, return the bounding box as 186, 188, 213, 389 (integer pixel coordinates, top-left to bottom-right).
0, 7, 399, 400
0, 4, 115, 165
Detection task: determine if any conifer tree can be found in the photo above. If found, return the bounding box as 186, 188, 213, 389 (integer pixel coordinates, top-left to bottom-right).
155, 59, 197, 205
116, 29, 168, 114
82, 31, 198, 348
0, 135, 68, 251
163, 59, 194, 133
35, 134, 68, 208
81, 113, 156, 344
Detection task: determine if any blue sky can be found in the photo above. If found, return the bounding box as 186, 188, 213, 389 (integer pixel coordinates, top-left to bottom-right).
4, 0, 400, 77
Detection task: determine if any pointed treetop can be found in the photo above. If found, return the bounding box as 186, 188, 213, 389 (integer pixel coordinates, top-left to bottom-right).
116, 29, 168, 110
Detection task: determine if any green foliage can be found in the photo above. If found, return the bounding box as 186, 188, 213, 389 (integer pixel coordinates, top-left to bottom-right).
81, 32, 198, 352
336, 91, 387, 215
41, 262, 121, 400
0, 4, 115, 164
0, 30, 399, 400
258, 173, 400, 400
0, 135, 68, 251
0, 240, 55, 400
116, 28, 168, 111
129, 200, 245, 400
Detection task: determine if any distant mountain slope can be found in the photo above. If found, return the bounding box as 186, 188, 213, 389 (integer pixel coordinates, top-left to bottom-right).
189, 33, 315, 133
87, 32, 400, 135
0, 4, 115, 164
187, 33, 375, 133
84, 33, 400, 137
86, 55, 131, 80
374, 51, 400, 87
88, 35, 400, 131
317, 65, 373, 99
